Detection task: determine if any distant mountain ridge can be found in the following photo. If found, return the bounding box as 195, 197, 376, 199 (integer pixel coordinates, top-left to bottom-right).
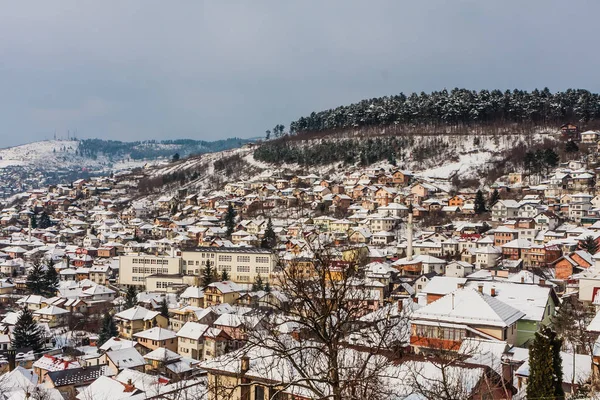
0, 137, 255, 195
0, 137, 254, 170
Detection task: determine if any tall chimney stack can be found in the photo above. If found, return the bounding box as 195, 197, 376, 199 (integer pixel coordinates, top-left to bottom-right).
240, 356, 250, 374
406, 212, 413, 261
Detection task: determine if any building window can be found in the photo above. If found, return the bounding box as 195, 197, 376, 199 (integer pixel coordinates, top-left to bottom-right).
237, 265, 250, 273
255, 386, 265, 400
255, 266, 270, 274
256, 256, 270, 264
237, 256, 250, 263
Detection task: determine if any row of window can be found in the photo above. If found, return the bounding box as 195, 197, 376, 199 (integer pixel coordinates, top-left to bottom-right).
156, 282, 172, 288
132, 267, 170, 274
414, 325, 465, 341
189, 254, 270, 263
131, 258, 170, 265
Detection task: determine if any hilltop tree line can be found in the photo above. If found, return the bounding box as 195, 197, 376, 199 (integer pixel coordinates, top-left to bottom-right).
287, 88, 600, 134
254, 137, 403, 166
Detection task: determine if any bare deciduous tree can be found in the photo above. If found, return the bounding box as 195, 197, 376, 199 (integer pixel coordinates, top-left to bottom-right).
203, 241, 413, 400
553, 294, 595, 354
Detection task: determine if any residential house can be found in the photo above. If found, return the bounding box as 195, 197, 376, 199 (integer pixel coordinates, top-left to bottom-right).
114, 306, 168, 339
410, 287, 525, 351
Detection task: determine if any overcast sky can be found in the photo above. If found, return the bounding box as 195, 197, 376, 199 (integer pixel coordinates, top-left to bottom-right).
1, 1, 599, 147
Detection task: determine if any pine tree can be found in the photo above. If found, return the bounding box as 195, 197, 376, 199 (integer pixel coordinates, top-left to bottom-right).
225, 202, 236, 237
12, 307, 44, 353
261, 218, 277, 249
387, 153, 397, 166
124, 286, 138, 309
172, 153, 180, 162
264, 281, 271, 293
488, 189, 500, 207
202, 260, 215, 288
581, 235, 599, 255
38, 212, 51, 229
159, 298, 170, 323
97, 310, 118, 348
221, 270, 230, 281
474, 190, 486, 214
26, 262, 46, 296
527, 326, 564, 400
543, 148, 559, 173
41, 262, 59, 297
30, 214, 37, 229
252, 274, 265, 292
565, 140, 579, 153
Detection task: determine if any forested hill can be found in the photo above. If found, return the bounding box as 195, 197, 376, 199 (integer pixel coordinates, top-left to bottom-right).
287, 88, 600, 135
78, 137, 252, 160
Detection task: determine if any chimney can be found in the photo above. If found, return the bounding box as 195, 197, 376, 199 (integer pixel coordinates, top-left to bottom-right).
539, 278, 546, 286
240, 356, 250, 374
397, 300, 403, 313
406, 213, 413, 261
520, 276, 524, 283
127, 378, 132, 386
491, 286, 496, 297
7, 349, 16, 371
457, 282, 465, 289
477, 283, 484, 293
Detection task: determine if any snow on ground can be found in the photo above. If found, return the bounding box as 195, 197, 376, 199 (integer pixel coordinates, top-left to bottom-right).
417, 151, 493, 179
0, 140, 79, 168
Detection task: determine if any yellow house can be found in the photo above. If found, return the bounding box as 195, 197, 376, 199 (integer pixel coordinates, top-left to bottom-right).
180, 286, 205, 308
204, 281, 242, 307
114, 306, 168, 339
134, 326, 178, 353
201, 352, 293, 400
33, 305, 69, 328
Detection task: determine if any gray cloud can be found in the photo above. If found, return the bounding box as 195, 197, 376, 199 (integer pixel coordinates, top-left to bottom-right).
0, 0, 598, 146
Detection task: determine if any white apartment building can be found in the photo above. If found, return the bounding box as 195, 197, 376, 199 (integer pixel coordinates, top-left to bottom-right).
181, 247, 277, 284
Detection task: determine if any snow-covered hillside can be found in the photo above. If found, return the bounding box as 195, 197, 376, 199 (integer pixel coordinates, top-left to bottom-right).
136, 132, 557, 204
0, 140, 150, 171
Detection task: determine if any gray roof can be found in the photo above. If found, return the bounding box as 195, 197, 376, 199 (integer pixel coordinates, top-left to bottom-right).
47, 364, 111, 387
